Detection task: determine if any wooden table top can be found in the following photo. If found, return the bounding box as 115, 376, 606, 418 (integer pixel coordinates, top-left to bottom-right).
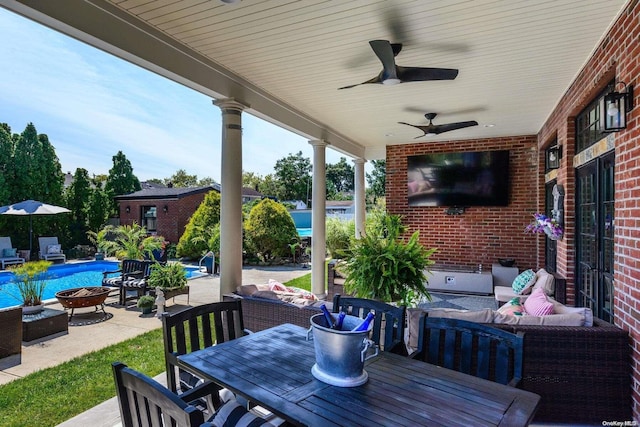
178, 323, 540, 427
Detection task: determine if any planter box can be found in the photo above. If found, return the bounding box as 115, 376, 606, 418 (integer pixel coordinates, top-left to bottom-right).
22, 308, 68, 342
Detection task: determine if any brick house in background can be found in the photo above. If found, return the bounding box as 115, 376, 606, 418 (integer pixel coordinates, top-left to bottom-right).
115, 185, 219, 244
115, 184, 263, 244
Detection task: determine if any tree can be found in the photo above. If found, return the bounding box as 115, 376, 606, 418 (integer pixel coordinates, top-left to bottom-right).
244, 199, 298, 262
87, 181, 111, 233
104, 151, 141, 215
366, 159, 386, 203
326, 157, 354, 197
258, 174, 283, 200
274, 151, 312, 203
0, 124, 12, 206
65, 168, 92, 245
165, 169, 198, 187
176, 190, 221, 259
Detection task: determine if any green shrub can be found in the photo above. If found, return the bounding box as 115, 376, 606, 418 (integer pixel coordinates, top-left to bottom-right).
176, 191, 221, 259
146, 262, 187, 290
326, 217, 354, 259
244, 199, 298, 262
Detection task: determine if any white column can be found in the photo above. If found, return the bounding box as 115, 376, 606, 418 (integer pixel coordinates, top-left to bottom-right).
354, 158, 366, 239
213, 98, 246, 299
310, 140, 327, 299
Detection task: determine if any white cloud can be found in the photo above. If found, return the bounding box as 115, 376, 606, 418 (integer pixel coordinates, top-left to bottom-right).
0, 8, 358, 184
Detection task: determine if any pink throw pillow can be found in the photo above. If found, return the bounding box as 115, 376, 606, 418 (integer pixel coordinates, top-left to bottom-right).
268, 279, 287, 292
523, 288, 554, 316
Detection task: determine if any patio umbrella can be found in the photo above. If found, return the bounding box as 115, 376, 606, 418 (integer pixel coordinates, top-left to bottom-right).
0, 199, 71, 253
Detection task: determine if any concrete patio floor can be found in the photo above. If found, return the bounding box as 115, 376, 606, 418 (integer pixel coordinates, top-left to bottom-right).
0, 264, 311, 427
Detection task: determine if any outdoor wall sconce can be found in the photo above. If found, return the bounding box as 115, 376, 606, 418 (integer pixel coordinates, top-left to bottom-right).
602, 82, 634, 132
546, 145, 562, 170
163, 205, 168, 214
125, 206, 130, 214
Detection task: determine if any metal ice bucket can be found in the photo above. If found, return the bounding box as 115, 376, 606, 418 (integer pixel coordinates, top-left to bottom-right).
307, 313, 379, 387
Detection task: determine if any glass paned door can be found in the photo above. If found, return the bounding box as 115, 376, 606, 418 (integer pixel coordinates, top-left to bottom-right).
576, 153, 614, 322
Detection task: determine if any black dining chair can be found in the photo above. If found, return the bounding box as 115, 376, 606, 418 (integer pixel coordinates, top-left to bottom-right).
332, 294, 407, 354
112, 362, 274, 427
161, 301, 248, 412
112, 361, 206, 427
412, 316, 524, 387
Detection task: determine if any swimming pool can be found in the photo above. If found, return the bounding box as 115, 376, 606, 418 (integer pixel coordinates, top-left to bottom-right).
0, 260, 204, 309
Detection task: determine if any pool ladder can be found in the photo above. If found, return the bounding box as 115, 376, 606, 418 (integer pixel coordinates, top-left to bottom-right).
199, 251, 215, 275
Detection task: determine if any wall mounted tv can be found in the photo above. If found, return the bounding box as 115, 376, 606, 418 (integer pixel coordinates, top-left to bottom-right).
407, 150, 509, 207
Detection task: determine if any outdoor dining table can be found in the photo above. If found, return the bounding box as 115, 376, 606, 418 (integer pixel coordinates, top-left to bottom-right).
177, 323, 540, 426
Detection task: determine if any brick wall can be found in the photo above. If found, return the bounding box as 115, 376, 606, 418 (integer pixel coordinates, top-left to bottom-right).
118, 192, 208, 244
386, 136, 540, 272
537, 0, 640, 418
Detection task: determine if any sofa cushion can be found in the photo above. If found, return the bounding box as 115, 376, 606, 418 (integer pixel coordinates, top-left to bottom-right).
549, 297, 593, 327
523, 288, 554, 316
2, 248, 17, 258
47, 244, 62, 254
494, 312, 585, 326
533, 268, 555, 295
512, 269, 536, 294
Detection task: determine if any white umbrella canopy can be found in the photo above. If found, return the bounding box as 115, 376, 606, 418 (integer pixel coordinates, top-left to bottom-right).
0, 199, 71, 253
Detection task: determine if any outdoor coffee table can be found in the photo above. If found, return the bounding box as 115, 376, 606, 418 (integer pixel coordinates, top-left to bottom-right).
178, 323, 541, 426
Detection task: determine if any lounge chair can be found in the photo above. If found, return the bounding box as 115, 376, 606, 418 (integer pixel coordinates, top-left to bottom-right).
38, 236, 66, 263
0, 237, 25, 269
102, 259, 153, 306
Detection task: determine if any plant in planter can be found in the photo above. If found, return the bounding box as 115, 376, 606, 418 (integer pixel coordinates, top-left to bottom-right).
8, 260, 53, 312
146, 262, 189, 301
136, 295, 155, 314
339, 211, 436, 307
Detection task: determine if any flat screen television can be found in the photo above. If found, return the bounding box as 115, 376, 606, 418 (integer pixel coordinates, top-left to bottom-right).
407, 150, 509, 207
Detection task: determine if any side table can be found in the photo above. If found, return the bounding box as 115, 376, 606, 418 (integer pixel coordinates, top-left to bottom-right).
22, 308, 68, 342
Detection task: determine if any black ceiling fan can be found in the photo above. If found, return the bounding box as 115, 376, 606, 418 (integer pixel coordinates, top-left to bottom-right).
398, 113, 478, 138
338, 40, 458, 89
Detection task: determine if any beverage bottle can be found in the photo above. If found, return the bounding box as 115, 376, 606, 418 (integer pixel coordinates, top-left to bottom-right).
351, 312, 375, 332
335, 312, 346, 330
320, 304, 335, 328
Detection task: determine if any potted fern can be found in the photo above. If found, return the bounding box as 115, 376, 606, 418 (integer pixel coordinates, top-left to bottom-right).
339, 211, 436, 307
146, 262, 189, 301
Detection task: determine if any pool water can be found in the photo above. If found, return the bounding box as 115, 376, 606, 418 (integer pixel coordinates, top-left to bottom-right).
0, 260, 204, 309
297, 228, 312, 237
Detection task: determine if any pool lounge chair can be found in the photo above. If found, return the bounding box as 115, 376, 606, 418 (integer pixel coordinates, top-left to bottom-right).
38, 236, 66, 263
0, 237, 25, 269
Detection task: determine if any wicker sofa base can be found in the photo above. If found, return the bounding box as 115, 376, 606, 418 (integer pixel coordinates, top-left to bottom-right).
0, 307, 22, 361
492, 319, 630, 423
223, 293, 324, 332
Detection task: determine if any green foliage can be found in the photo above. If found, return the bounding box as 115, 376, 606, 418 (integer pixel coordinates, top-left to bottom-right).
326, 217, 355, 258
136, 295, 156, 308
176, 191, 221, 259
147, 262, 187, 290
0, 123, 66, 249
7, 260, 53, 306
366, 159, 386, 205
104, 151, 141, 215
109, 223, 163, 260
326, 157, 354, 197
244, 199, 298, 262
87, 180, 111, 233
0, 328, 166, 427
274, 151, 312, 202
86, 225, 118, 256
341, 212, 436, 306
65, 168, 92, 245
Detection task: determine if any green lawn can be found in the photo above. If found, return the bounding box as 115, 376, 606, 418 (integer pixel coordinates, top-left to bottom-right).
0, 273, 313, 427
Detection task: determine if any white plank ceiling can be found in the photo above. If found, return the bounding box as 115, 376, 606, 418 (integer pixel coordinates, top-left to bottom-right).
1, 0, 629, 159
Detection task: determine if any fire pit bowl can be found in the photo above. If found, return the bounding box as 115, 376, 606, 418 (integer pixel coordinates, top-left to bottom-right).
55, 287, 111, 317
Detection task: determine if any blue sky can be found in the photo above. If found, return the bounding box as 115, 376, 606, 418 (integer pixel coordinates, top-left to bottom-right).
0, 8, 350, 182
